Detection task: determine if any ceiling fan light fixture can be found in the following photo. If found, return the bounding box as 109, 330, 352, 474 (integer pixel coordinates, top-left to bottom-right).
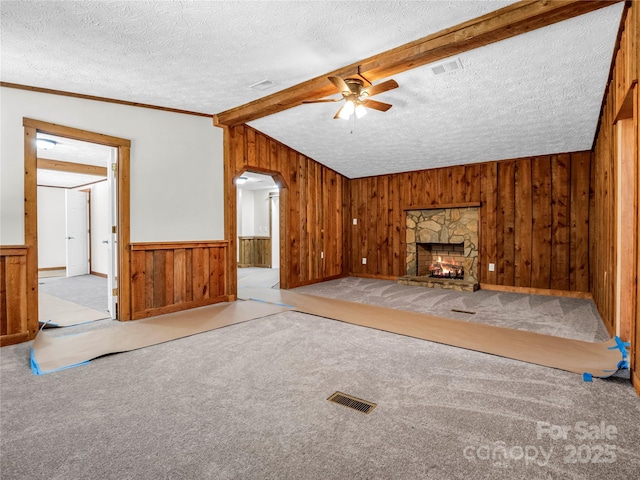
355, 104, 367, 118
338, 100, 355, 120
37, 139, 57, 150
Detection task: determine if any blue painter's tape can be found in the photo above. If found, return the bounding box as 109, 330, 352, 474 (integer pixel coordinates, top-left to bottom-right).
249, 297, 294, 309
583, 372, 593, 382
617, 360, 629, 370
608, 336, 631, 358
30, 347, 90, 376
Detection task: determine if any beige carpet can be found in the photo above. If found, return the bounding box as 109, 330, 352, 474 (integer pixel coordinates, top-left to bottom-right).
38, 293, 110, 327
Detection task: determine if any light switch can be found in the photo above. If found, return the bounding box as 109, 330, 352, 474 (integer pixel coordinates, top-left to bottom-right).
488, 263, 495, 272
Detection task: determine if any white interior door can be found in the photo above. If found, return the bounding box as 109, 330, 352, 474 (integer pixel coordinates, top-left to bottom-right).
66, 190, 89, 277
107, 149, 118, 319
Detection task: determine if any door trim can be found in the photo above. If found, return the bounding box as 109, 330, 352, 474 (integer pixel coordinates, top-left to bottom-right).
23, 118, 132, 338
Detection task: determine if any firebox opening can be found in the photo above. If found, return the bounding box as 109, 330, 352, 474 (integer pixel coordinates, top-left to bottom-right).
417, 242, 465, 280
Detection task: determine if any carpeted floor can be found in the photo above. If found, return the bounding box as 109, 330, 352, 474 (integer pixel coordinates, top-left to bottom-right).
1, 277, 638, 479
238, 267, 280, 289
38, 274, 109, 314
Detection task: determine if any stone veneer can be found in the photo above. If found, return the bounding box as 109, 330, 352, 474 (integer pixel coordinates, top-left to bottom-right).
405, 207, 479, 284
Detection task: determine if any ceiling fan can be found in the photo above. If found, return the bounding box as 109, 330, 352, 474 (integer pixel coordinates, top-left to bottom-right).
303, 75, 399, 120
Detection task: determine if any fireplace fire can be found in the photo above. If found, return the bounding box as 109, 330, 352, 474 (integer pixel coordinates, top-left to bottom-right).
429, 257, 464, 280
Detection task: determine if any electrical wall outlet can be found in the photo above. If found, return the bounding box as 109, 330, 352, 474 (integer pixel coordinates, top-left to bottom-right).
488, 263, 495, 272
362, 258, 367, 265
353, 218, 358, 225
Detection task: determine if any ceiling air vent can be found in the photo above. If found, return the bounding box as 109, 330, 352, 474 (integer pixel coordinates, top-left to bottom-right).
430, 58, 463, 76
249, 79, 277, 91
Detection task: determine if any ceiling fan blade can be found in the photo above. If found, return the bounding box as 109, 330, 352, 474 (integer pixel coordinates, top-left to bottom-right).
328, 76, 350, 93
362, 79, 399, 97
333, 104, 347, 119
302, 98, 342, 104
361, 99, 393, 112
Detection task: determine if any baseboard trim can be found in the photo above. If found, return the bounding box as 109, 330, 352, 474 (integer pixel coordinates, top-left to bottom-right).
38, 266, 65, 271
90, 271, 107, 278
0, 332, 30, 347
349, 273, 399, 281
480, 284, 592, 299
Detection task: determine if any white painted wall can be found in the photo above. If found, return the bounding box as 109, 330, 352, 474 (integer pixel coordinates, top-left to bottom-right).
0, 87, 224, 245
88, 181, 110, 275
37, 186, 66, 268
239, 189, 255, 236
253, 189, 276, 237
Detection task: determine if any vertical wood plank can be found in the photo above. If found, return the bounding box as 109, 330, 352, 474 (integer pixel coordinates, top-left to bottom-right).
131, 251, 146, 315
451, 166, 466, 204
570, 152, 591, 292
0, 258, 6, 336
173, 248, 187, 303
551, 154, 571, 290
465, 164, 481, 203
152, 250, 167, 308
480, 162, 498, 284
165, 250, 174, 306
185, 248, 193, 302
531, 156, 552, 289
514, 159, 533, 287
144, 251, 154, 310
497, 161, 516, 285
5, 256, 27, 335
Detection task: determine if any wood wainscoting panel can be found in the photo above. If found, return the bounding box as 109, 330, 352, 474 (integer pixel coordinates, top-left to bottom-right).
0, 246, 30, 346
238, 237, 271, 268
130, 241, 229, 320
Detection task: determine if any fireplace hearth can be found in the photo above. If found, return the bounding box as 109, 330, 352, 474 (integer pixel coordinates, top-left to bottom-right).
399, 206, 480, 292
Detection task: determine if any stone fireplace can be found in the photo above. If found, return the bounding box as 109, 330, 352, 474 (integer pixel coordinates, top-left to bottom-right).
400, 206, 479, 291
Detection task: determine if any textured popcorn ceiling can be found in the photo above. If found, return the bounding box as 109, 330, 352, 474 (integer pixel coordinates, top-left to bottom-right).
37, 134, 112, 167
251, 3, 624, 177
36, 134, 111, 188
1, 1, 624, 177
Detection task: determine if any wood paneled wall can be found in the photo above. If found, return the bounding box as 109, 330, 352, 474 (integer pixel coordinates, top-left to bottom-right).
130, 241, 229, 320
349, 152, 591, 292
225, 125, 349, 291
238, 237, 271, 268
0, 246, 35, 346
591, 3, 639, 394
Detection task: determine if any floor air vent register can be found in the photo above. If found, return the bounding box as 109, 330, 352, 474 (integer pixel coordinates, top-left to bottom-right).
327, 392, 377, 414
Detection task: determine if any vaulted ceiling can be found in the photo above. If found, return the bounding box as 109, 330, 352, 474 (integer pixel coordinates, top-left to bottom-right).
0, 1, 624, 178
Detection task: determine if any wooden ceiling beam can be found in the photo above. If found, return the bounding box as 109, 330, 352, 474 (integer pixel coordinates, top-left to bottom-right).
37, 158, 108, 177
214, 0, 622, 127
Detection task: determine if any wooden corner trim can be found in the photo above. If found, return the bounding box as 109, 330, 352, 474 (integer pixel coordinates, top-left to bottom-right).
23, 117, 132, 147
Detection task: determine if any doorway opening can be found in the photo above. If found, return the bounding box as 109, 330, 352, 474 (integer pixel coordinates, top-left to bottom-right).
36, 133, 116, 322
23, 118, 131, 338
236, 172, 280, 289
